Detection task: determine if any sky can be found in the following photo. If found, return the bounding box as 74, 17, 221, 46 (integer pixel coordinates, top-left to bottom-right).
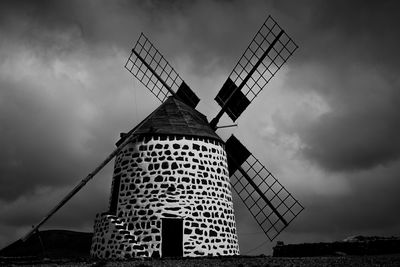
1, 0, 400, 255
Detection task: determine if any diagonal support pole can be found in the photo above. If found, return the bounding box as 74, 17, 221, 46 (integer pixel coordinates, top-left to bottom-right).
21, 96, 169, 242
21, 133, 138, 242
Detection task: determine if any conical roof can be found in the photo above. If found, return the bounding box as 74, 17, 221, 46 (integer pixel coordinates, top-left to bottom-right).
118, 96, 221, 144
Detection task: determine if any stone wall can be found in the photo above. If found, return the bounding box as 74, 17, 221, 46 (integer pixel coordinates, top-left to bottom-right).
91, 135, 239, 258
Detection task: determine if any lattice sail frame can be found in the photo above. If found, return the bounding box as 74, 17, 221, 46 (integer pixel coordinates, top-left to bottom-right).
125, 33, 185, 102
230, 154, 304, 241
222, 15, 298, 108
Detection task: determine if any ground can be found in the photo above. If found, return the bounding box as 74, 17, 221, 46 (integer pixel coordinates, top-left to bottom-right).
2, 255, 400, 267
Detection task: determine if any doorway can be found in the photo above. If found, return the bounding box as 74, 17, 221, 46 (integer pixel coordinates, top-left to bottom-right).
161, 218, 183, 257
109, 174, 121, 214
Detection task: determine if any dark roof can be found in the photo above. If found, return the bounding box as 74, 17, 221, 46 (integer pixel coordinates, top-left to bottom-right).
118, 96, 221, 144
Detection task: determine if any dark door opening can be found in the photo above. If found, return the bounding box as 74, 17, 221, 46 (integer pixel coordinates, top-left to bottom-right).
109, 174, 121, 215
161, 218, 183, 257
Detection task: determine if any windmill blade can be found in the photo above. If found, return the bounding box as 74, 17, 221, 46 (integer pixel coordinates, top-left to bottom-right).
211, 16, 298, 128
125, 33, 200, 108
225, 135, 304, 241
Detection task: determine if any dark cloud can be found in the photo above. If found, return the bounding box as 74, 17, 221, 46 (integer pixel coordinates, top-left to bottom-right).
298, 166, 400, 237
281, 64, 400, 172
276, 0, 400, 172
0, 80, 83, 200
298, 100, 400, 172
293, 0, 400, 66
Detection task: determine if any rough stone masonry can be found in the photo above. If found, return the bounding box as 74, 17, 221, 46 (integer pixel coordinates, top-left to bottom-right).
91, 134, 239, 258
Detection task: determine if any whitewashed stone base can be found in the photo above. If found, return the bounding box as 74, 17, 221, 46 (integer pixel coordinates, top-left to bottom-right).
91, 135, 239, 258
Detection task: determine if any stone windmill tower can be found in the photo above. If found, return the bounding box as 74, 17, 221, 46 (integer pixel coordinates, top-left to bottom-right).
90, 15, 303, 259
21, 15, 303, 259
90, 97, 239, 258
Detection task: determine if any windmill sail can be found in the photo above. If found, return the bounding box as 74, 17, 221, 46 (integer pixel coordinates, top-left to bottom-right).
125, 33, 199, 108
213, 15, 298, 124
225, 135, 303, 241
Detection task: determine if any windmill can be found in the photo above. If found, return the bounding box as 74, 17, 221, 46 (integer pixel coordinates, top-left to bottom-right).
22, 15, 303, 259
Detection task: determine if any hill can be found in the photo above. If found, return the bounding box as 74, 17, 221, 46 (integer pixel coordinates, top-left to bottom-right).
0, 229, 92, 259
273, 236, 400, 257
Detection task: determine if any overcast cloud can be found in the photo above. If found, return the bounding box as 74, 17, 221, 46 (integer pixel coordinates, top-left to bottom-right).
1, 0, 400, 255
